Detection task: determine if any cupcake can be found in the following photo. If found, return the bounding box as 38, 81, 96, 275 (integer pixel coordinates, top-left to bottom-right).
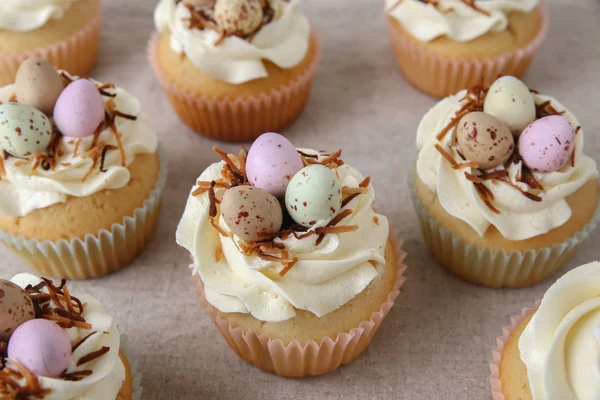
0, 58, 167, 280
176, 132, 406, 377
0, 273, 141, 399
490, 262, 600, 399
0, 0, 102, 87
149, 0, 320, 142
384, 0, 549, 98
411, 76, 599, 287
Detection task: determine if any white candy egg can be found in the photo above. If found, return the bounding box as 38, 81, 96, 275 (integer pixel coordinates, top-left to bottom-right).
484, 76, 536, 136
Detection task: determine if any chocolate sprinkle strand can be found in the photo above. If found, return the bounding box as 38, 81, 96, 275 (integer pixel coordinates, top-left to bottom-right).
77, 347, 110, 367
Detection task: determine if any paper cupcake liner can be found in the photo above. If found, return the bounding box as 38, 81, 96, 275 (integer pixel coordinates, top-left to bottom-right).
191, 227, 407, 377
148, 31, 321, 142
120, 335, 143, 400
0, 0, 103, 87
0, 145, 168, 280
385, 4, 549, 98
409, 166, 600, 288
489, 305, 538, 400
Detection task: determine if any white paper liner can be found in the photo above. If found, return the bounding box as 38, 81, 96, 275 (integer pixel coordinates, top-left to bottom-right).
0, 144, 168, 280
408, 164, 600, 288
120, 334, 143, 400
191, 226, 407, 377
489, 304, 538, 399
384, 3, 549, 98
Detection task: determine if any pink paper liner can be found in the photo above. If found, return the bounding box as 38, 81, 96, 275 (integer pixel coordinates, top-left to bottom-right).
191, 227, 407, 377
385, 3, 549, 98
148, 30, 321, 142
489, 303, 540, 399
0, 0, 103, 87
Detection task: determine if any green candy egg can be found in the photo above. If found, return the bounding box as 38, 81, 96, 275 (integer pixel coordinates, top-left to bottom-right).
285, 164, 343, 228
0, 103, 53, 159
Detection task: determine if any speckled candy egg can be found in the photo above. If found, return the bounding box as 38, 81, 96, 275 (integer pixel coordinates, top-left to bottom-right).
53, 79, 105, 138
7, 319, 72, 378
0, 280, 35, 341
484, 76, 536, 135
246, 132, 304, 198
15, 58, 64, 115
285, 164, 342, 228
220, 186, 283, 242
518, 115, 576, 173
214, 0, 264, 36
456, 112, 514, 170
0, 103, 53, 158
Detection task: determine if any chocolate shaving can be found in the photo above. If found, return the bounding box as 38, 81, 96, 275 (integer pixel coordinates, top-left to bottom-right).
434, 144, 459, 168
72, 332, 97, 352
279, 258, 299, 277
60, 370, 93, 382
77, 347, 110, 367
315, 225, 359, 234
341, 193, 360, 208
208, 181, 217, 218
474, 183, 500, 214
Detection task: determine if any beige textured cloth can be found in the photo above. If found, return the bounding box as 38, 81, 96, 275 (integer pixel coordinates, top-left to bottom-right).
2, 0, 600, 398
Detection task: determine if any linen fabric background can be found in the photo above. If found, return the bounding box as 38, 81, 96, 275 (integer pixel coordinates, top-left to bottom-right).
2, 0, 599, 398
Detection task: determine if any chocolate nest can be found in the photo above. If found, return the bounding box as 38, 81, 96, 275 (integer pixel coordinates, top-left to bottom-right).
0, 72, 137, 183
0, 278, 111, 399
178, 0, 289, 46
193, 146, 369, 277
433, 82, 580, 214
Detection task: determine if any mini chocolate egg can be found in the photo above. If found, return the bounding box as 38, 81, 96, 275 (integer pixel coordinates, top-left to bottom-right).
285, 164, 342, 228
184, 0, 216, 6
483, 76, 536, 135
0, 280, 35, 341
53, 79, 105, 138
220, 186, 283, 242
246, 132, 304, 198
7, 319, 72, 378
518, 115, 576, 173
0, 103, 53, 158
214, 0, 264, 36
15, 58, 64, 115
456, 112, 515, 169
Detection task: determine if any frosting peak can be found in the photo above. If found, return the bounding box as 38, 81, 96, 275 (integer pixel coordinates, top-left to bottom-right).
519, 263, 600, 400
0, 0, 75, 32
154, 0, 310, 84
386, 0, 538, 42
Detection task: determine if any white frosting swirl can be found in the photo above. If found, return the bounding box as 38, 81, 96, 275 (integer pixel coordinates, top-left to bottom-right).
0, 0, 76, 32
385, 0, 538, 42
416, 91, 598, 241
9, 273, 125, 400
0, 79, 158, 217
518, 262, 600, 400
154, 0, 310, 84
176, 150, 389, 322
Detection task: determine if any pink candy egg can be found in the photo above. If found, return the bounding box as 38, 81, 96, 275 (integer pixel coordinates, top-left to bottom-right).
246, 132, 303, 198
518, 115, 576, 173
53, 79, 105, 138
8, 319, 72, 378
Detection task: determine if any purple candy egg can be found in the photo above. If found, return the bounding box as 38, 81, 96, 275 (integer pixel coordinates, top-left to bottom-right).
518, 115, 576, 173
8, 319, 72, 378
53, 79, 105, 138
246, 132, 303, 198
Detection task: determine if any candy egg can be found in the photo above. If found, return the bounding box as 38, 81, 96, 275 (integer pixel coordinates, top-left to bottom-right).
15, 58, 64, 115
484, 76, 536, 135
8, 319, 72, 378
285, 165, 342, 228
0, 280, 35, 341
456, 112, 514, 170
220, 186, 283, 242
518, 115, 575, 173
0, 103, 53, 158
246, 132, 304, 197
53, 79, 105, 138
214, 0, 264, 36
